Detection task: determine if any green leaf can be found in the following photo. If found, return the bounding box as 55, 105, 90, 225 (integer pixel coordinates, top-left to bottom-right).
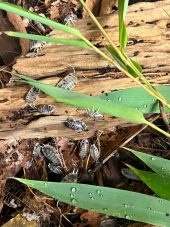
0, 0, 80, 37
124, 147, 170, 177
107, 46, 140, 77
99, 86, 170, 114
128, 57, 142, 74
127, 164, 170, 200
14, 72, 146, 124
12, 177, 170, 226
106, 46, 128, 70
5, 32, 91, 49
118, 0, 129, 52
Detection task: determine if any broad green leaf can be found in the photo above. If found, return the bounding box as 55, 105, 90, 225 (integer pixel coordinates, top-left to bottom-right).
127, 164, 170, 200
0, 1, 80, 37
99, 86, 170, 114
118, 0, 129, 52
15, 73, 146, 124
5, 32, 91, 49
124, 147, 170, 177
12, 177, 170, 226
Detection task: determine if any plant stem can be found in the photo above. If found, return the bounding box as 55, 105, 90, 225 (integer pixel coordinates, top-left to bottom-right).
79, 0, 170, 108
146, 121, 170, 138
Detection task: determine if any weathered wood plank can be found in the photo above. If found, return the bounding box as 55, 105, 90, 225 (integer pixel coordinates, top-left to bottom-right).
0, 0, 169, 139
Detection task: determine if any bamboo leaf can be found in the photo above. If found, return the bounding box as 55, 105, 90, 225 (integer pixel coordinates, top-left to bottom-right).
124, 147, 170, 177
99, 86, 170, 114
0, 0, 81, 37
14, 72, 147, 124
127, 164, 170, 200
12, 177, 170, 226
5, 32, 91, 49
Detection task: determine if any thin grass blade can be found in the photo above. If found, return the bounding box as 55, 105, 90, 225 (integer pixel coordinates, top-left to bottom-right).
5, 31, 90, 49
118, 0, 129, 52
12, 177, 170, 226
0, 1, 80, 37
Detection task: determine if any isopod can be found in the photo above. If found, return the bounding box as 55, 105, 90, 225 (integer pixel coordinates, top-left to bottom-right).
25, 86, 40, 107
86, 108, 103, 121
42, 144, 60, 165
79, 139, 89, 160
121, 168, 140, 181
64, 13, 77, 26
90, 144, 100, 162
30, 41, 47, 52
48, 163, 64, 175
65, 118, 87, 132
62, 168, 78, 183
32, 143, 42, 158
56, 73, 77, 90
30, 104, 55, 115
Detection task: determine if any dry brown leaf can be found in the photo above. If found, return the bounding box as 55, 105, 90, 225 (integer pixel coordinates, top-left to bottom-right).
7, 12, 29, 55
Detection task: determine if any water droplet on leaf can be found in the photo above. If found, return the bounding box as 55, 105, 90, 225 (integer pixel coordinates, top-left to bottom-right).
71, 198, 77, 204
103, 208, 108, 212
71, 187, 77, 193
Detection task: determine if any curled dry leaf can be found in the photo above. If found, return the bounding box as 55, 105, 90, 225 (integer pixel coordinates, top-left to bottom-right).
7, 12, 29, 55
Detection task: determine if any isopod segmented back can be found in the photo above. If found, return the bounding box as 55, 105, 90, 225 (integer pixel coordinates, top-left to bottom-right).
25, 86, 40, 106
79, 139, 89, 160
90, 144, 100, 162
65, 118, 87, 132
56, 73, 78, 90
35, 104, 55, 115
42, 144, 60, 165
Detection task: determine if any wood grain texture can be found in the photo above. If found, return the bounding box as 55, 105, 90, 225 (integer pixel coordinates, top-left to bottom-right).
0, 0, 170, 139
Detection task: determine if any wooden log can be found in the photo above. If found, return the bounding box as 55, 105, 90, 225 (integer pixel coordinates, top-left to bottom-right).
0, 0, 170, 139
